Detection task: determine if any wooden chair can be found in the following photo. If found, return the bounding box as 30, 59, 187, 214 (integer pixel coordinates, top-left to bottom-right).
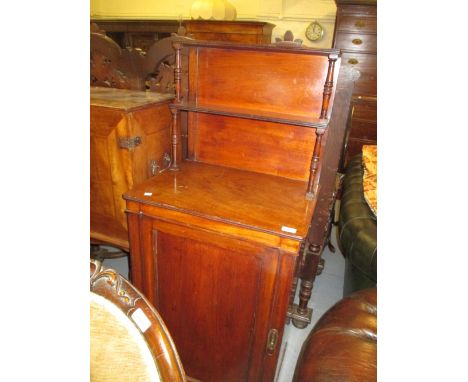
90, 259, 186, 381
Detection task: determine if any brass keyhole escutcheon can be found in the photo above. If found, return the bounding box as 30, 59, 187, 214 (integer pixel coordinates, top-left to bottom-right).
348, 58, 359, 65
266, 329, 278, 355
352, 38, 363, 45
355, 20, 366, 28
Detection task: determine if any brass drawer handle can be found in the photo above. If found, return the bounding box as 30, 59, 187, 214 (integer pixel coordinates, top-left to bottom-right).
355, 20, 366, 28
352, 38, 363, 45
348, 58, 359, 65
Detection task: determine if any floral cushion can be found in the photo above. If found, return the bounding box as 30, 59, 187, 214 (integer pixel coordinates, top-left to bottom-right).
362, 145, 377, 216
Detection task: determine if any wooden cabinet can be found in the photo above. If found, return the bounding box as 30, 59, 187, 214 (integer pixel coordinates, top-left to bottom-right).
123, 39, 351, 380
185, 20, 274, 44
90, 87, 173, 250
91, 19, 275, 52
333, 0, 377, 162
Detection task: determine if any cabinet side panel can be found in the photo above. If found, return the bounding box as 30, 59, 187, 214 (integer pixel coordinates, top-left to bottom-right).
90, 107, 130, 244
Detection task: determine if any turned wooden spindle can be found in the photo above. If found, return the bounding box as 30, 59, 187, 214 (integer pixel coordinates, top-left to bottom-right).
169, 40, 183, 171
169, 108, 180, 171
173, 41, 183, 103
320, 54, 338, 119
306, 129, 325, 199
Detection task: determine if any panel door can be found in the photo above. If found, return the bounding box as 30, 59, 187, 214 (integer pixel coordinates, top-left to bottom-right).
128, 215, 297, 382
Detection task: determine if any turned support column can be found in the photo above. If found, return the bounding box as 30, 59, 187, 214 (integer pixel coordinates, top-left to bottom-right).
320, 53, 338, 119
292, 243, 322, 328
169, 40, 183, 171
306, 129, 325, 200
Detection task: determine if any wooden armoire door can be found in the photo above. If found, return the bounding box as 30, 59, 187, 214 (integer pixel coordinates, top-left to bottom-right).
127, 213, 297, 382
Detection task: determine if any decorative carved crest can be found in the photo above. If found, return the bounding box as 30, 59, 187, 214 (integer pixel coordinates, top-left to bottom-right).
90, 259, 140, 314
91, 29, 191, 94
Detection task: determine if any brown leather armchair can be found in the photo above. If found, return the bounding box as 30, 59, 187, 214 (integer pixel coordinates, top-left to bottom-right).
293, 287, 377, 381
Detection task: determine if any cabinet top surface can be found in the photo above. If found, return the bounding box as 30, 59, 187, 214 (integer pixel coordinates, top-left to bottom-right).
124, 161, 315, 240
90, 87, 173, 111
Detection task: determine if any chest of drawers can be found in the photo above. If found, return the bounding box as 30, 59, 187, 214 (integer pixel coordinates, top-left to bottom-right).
333, 0, 377, 162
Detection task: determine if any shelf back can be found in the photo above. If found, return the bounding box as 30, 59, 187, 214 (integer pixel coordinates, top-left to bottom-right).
188, 113, 316, 181
188, 47, 335, 119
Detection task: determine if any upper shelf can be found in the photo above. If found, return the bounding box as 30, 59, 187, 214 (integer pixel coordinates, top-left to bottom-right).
170, 102, 330, 129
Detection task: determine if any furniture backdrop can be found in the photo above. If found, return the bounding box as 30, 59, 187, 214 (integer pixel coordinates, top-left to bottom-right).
91, 25, 181, 92
90, 87, 173, 251
333, 0, 377, 163
91, 19, 275, 52
293, 287, 377, 381
338, 153, 377, 295
123, 36, 356, 381
90, 259, 187, 381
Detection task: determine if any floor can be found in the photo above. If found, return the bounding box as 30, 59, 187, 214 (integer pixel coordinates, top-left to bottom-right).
102, 226, 345, 382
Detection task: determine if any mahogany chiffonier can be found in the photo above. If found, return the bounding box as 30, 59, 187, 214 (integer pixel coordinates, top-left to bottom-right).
123, 38, 355, 381
333, 0, 377, 163
90, 87, 173, 250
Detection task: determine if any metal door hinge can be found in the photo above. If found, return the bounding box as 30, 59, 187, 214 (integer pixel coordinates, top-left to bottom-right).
118, 136, 142, 150
266, 328, 279, 356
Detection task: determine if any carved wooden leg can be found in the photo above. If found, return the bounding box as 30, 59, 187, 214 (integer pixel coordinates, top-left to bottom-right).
291, 243, 322, 329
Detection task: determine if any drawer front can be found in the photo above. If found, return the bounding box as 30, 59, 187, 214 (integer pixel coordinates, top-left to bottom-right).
337, 15, 377, 33
340, 4, 377, 17
350, 118, 377, 141
353, 97, 377, 121
341, 52, 377, 96
335, 32, 377, 53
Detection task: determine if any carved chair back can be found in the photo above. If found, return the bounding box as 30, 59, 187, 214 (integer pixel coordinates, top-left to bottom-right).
90, 260, 186, 381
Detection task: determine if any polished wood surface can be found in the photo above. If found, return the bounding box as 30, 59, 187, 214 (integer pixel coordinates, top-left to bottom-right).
188, 45, 337, 119
188, 114, 317, 181
124, 161, 315, 240
333, 0, 377, 162
124, 39, 345, 380
90, 260, 187, 381
90, 87, 173, 250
